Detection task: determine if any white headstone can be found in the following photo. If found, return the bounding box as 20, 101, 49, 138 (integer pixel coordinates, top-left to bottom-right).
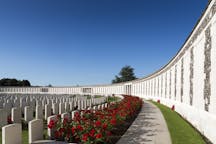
59, 103, 65, 114
0, 101, 3, 109
47, 115, 57, 139
93, 106, 97, 111
61, 113, 69, 122
71, 110, 78, 119
65, 102, 70, 112
30, 100, 36, 112
4, 102, 12, 116
45, 104, 51, 120
2, 124, 22, 144
36, 100, 42, 107
52, 103, 59, 115
51, 99, 56, 104
0, 109, 7, 128
69, 101, 74, 111
104, 103, 108, 108
84, 100, 87, 109
81, 101, 84, 110
78, 100, 81, 110
36, 105, 43, 119
24, 106, 33, 122
42, 100, 46, 108
14, 99, 20, 108
29, 119, 43, 143
12, 107, 21, 123
20, 100, 26, 113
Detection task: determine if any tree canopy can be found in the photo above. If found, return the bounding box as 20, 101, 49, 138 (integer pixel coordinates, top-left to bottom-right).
112, 65, 137, 83
0, 78, 31, 86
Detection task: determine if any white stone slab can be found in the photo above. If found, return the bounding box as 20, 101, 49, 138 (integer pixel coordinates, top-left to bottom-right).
45, 104, 51, 120
59, 103, 65, 114
29, 119, 43, 143
2, 124, 22, 144
52, 103, 59, 115
64, 102, 69, 112
12, 107, 21, 123
36, 105, 43, 119
0, 109, 7, 128
47, 115, 57, 139
24, 106, 33, 122
61, 113, 69, 122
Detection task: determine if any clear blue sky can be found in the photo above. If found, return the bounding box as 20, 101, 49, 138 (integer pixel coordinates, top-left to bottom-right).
0, 0, 208, 86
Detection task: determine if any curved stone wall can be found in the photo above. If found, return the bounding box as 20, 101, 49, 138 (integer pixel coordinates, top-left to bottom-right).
1, 0, 216, 143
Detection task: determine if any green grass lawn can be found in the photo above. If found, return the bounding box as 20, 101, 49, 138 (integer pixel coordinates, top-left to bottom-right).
22, 130, 28, 144
151, 101, 206, 144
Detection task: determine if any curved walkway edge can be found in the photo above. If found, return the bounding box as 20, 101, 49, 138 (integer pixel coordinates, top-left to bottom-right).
117, 100, 172, 144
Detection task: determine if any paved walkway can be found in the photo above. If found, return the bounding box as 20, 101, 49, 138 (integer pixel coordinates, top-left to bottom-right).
117, 101, 172, 144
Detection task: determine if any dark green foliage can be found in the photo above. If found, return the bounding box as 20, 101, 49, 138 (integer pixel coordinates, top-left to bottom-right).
112, 65, 137, 83
107, 96, 121, 102
0, 78, 31, 86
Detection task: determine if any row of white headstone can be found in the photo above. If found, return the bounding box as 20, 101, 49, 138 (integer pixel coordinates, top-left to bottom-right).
0, 94, 107, 128
0, 94, 100, 108
1, 102, 108, 144
0, 94, 105, 113
1, 94, 108, 144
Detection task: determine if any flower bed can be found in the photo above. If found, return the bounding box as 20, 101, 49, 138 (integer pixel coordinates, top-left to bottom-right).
48, 95, 143, 144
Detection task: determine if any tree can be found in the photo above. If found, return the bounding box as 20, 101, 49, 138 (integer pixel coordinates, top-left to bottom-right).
112, 65, 137, 83
0, 78, 31, 86
21, 80, 31, 86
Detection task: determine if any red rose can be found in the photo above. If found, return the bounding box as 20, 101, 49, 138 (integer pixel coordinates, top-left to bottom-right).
75, 112, 80, 118
63, 117, 68, 125
82, 133, 89, 141
95, 133, 102, 139
7, 116, 12, 124
59, 128, 65, 136
171, 105, 175, 111
102, 123, 107, 129
48, 120, 55, 129
71, 127, 76, 134
89, 129, 95, 137
54, 131, 60, 138
107, 131, 112, 136
110, 118, 116, 126
95, 120, 101, 127
77, 125, 83, 131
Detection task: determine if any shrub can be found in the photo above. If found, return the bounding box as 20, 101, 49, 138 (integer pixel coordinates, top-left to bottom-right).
48, 95, 143, 144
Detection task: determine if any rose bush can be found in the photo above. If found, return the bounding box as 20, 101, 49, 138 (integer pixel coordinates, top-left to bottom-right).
48, 95, 143, 144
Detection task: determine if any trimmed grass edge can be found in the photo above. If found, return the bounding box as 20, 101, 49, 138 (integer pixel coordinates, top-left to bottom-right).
150, 101, 211, 144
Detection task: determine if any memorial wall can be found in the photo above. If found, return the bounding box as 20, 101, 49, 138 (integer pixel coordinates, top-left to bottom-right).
1, 0, 216, 143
